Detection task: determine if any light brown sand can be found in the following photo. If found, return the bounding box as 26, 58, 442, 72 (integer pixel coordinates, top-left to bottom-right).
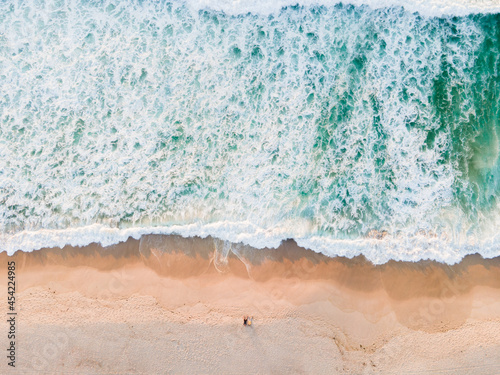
1, 235, 499, 374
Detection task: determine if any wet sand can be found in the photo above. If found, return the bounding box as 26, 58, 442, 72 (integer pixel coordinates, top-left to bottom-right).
1, 235, 499, 374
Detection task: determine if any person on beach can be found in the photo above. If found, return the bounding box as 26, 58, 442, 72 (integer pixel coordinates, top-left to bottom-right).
243, 316, 248, 325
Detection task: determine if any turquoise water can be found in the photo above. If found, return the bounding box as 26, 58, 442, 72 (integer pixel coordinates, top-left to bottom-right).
0, 0, 499, 263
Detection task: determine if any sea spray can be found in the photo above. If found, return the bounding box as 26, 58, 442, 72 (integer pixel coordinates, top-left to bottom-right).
0, 0, 499, 263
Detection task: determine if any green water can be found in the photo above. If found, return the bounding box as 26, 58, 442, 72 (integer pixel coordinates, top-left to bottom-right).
0, 2, 499, 262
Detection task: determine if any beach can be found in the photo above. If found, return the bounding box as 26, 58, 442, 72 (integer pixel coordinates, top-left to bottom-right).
1, 0, 500, 373
2, 235, 499, 374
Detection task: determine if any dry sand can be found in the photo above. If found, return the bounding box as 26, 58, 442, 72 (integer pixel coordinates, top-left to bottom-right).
1, 235, 499, 374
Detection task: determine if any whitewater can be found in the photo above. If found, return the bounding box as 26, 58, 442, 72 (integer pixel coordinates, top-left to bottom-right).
0, 0, 499, 264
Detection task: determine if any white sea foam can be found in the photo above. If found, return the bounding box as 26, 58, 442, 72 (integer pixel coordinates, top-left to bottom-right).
0, 0, 498, 263
187, 0, 500, 17
0, 222, 293, 256
2, 222, 500, 264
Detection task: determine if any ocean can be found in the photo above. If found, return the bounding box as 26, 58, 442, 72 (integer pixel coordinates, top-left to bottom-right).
0, 0, 499, 264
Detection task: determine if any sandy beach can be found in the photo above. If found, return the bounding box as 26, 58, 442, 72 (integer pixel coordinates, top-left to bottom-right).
0, 235, 499, 374
1, 0, 499, 373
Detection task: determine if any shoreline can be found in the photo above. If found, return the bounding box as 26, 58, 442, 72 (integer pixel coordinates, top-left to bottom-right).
3, 224, 500, 265
2, 235, 500, 373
